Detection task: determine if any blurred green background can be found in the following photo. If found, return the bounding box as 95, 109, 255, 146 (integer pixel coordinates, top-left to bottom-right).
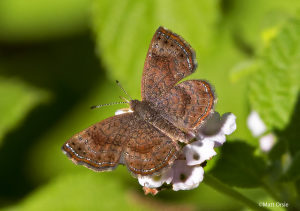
0, 0, 300, 210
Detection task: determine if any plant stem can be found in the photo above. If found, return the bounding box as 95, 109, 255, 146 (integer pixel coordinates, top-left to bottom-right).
261, 182, 281, 202
204, 174, 270, 211
262, 181, 300, 211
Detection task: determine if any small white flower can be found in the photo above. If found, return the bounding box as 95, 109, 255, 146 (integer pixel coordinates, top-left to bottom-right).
221, 113, 237, 135
259, 133, 276, 152
138, 168, 173, 188
139, 112, 237, 193
197, 112, 237, 146
184, 139, 216, 166
247, 111, 267, 137
172, 160, 204, 191
115, 108, 133, 115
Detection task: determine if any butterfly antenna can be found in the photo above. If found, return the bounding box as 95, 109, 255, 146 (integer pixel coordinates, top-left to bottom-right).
119, 96, 130, 103
90, 101, 128, 109
116, 80, 133, 100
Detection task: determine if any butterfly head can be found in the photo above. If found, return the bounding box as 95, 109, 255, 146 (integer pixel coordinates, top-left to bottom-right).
129, 99, 140, 111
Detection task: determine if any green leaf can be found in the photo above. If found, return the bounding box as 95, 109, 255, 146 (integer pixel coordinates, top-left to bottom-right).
276, 96, 300, 156
3, 173, 151, 211
91, 0, 220, 97
210, 141, 266, 188
0, 76, 49, 145
222, 0, 300, 49
229, 59, 260, 83
269, 97, 300, 182
283, 152, 300, 181
296, 179, 300, 197
269, 138, 287, 161
0, 0, 90, 42
249, 18, 300, 130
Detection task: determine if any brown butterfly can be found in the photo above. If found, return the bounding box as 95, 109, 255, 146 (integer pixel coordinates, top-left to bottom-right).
62, 27, 215, 176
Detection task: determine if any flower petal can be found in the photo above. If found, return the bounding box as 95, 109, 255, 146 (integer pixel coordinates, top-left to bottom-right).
259, 133, 276, 152
197, 112, 222, 138
184, 139, 216, 165
172, 160, 204, 191
221, 113, 237, 135
210, 133, 226, 147
247, 111, 266, 137
196, 112, 236, 146
115, 108, 133, 115
138, 169, 173, 188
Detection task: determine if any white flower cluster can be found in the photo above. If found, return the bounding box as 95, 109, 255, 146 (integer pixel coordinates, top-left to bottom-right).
247, 111, 276, 152
137, 112, 237, 192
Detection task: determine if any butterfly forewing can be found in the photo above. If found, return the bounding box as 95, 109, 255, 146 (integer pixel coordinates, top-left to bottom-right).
62, 113, 131, 172
62, 112, 179, 176
141, 27, 197, 103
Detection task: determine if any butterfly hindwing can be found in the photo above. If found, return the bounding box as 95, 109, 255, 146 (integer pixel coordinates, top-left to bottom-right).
153, 80, 215, 132
124, 120, 179, 175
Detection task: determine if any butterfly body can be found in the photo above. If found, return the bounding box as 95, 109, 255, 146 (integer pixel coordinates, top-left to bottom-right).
129, 99, 192, 143
62, 27, 215, 176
